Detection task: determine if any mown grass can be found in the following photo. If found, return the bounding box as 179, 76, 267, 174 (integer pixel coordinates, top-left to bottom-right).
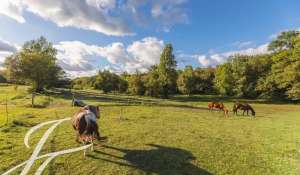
0, 84, 300, 175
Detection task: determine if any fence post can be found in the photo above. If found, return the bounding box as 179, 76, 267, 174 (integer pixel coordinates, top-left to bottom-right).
5, 95, 9, 125
32, 92, 35, 107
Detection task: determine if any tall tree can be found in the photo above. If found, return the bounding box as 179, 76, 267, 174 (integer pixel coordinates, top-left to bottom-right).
158, 44, 177, 98
4, 37, 64, 92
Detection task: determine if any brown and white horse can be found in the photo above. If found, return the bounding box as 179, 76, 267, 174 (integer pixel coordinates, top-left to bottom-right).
72, 105, 102, 156
233, 102, 255, 116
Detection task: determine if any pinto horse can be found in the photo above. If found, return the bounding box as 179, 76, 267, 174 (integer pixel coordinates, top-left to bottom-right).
233, 102, 255, 116
72, 105, 103, 156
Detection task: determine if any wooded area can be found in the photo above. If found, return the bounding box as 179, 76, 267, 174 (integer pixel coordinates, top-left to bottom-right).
1, 31, 300, 100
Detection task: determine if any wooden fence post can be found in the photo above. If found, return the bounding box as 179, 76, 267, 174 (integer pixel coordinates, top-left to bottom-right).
5, 95, 9, 125
32, 92, 35, 107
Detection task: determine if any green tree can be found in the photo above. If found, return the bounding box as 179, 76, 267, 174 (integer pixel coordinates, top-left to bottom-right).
193, 67, 215, 94
177, 66, 196, 95
214, 63, 234, 96
158, 44, 177, 98
268, 31, 299, 52
144, 66, 161, 97
127, 71, 145, 95
0, 72, 7, 83
4, 37, 64, 92
94, 70, 123, 93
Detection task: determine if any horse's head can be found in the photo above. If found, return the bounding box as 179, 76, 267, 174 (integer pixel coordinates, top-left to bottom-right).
251, 108, 256, 116
83, 105, 100, 119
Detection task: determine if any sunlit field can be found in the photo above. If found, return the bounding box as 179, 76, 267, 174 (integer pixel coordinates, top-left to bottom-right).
1, 84, 300, 175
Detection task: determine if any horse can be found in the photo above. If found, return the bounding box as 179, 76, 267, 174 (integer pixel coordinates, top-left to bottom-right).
72, 98, 86, 107
208, 102, 225, 111
233, 102, 255, 116
72, 105, 102, 156
223, 107, 229, 117
208, 102, 229, 116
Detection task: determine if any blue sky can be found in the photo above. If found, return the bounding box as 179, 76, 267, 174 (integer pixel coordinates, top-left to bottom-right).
0, 0, 300, 77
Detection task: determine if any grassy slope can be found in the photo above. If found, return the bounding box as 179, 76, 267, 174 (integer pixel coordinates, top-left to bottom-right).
0, 84, 300, 175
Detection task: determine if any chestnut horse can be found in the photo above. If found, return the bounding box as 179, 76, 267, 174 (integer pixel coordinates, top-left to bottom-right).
208, 102, 224, 111
233, 102, 255, 116
208, 102, 229, 116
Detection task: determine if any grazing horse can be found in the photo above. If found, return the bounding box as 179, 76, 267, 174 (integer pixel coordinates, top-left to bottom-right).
208, 102, 229, 116
208, 102, 225, 111
72, 105, 102, 156
233, 102, 255, 116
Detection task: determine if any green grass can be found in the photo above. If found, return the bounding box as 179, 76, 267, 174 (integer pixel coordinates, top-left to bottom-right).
1, 84, 300, 174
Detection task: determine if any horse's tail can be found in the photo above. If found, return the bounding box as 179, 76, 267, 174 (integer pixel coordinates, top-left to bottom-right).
78, 116, 87, 135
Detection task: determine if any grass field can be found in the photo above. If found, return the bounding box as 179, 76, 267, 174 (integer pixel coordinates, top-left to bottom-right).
1, 84, 300, 175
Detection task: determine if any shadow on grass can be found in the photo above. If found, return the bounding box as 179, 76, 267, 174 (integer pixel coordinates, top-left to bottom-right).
88, 144, 212, 175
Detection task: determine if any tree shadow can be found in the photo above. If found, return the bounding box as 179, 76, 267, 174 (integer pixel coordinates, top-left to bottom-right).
89, 144, 212, 175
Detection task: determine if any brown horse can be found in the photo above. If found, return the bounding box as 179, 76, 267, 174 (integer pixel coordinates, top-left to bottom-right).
208, 102, 229, 116
233, 102, 255, 116
72, 105, 103, 143
208, 102, 225, 111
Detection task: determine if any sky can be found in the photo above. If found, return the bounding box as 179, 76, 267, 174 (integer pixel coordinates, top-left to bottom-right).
0, 0, 300, 77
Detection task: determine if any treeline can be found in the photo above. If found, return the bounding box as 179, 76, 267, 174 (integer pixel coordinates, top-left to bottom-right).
1, 31, 300, 100
73, 31, 300, 100
215, 31, 300, 100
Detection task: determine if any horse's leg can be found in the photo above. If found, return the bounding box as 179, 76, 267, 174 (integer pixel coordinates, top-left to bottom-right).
91, 139, 94, 152
243, 110, 245, 116
247, 109, 249, 116
83, 141, 86, 157
76, 132, 80, 142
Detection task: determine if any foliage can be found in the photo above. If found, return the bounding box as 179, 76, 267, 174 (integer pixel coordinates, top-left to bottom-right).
127, 71, 145, 95
268, 31, 300, 51
157, 44, 177, 98
3, 37, 64, 92
144, 66, 161, 97
0, 72, 7, 83
72, 76, 96, 90
177, 66, 196, 95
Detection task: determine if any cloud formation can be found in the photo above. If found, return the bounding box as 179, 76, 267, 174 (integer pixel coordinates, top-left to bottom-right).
0, 0, 188, 36
54, 37, 164, 77
0, 39, 18, 68
195, 43, 269, 67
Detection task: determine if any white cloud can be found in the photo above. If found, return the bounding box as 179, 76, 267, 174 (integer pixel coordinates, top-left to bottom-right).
0, 39, 18, 52
127, 37, 164, 66
0, 0, 188, 35
194, 43, 270, 67
0, 51, 12, 68
197, 55, 212, 67
0, 39, 19, 68
0, 0, 25, 23
54, 37, 164, 77
0, 0, 133, 36
97, 42, 130, 65
232, 41, 254, 49
151, 0, 188, 31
